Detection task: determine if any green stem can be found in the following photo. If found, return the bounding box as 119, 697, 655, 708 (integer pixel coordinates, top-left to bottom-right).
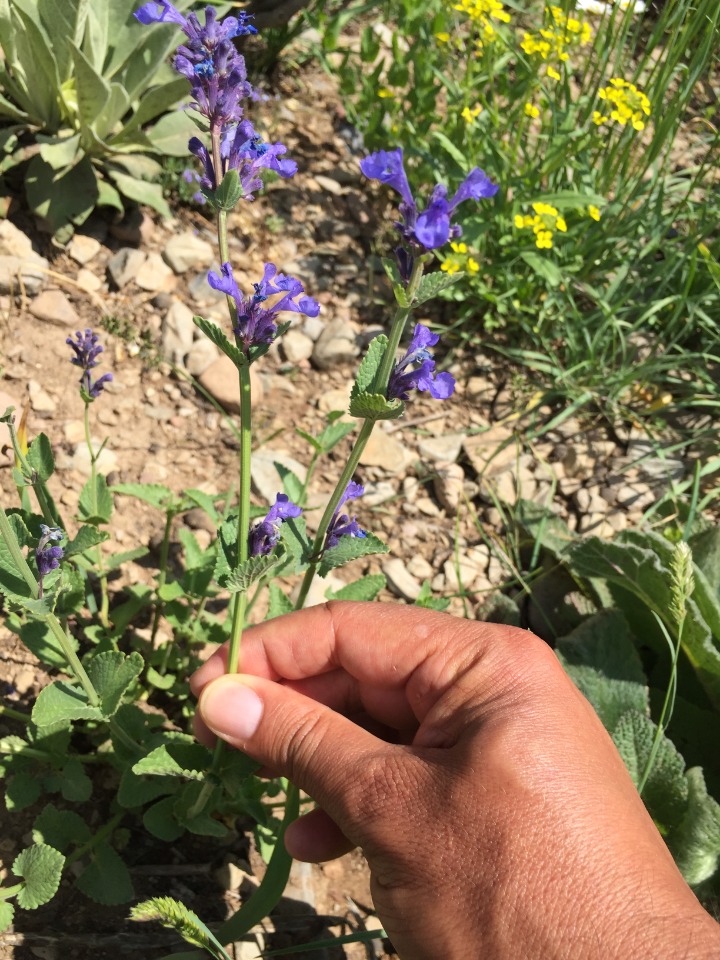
0, 883, 23, 901
84, 402, 110, 628
0, 504, 39, 598
65, 812, 124, 867
6, 419, 59, 528
0, 704, 31, 724
46, 617, 101, 708
294, 259, 425, 611
226, 365, 253, 676
152, 510, 175, 664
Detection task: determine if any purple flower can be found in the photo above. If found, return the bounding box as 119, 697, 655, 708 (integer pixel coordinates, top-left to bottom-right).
67, 329, 113, 400
325, 482, 367, 549
36, 524, 64, 597
189, 119, 297, 195
360, 147, 498, 255
208, 262, 319, 355
134, 3, 257, 127
387, 324, 455, 401
249, 494, 302, 556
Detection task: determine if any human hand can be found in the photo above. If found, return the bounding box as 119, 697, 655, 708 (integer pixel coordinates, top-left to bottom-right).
191, 602, 720, 960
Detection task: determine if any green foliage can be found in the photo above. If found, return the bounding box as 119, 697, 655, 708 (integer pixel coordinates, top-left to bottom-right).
0, 0, 196, 238
130, 896, 232, 960
327, 574, 386, 602
318, 532, 388, 577
13, 843, 65, 909
75, 844, 135, 905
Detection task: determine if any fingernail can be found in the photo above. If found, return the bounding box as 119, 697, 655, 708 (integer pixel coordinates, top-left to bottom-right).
200, 678, 263, 743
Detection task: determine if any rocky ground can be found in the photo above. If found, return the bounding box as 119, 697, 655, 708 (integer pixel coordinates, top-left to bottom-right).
0, 62, 699, 960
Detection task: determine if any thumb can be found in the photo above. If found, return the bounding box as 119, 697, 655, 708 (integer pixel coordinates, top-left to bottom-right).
198, 673, 388, 823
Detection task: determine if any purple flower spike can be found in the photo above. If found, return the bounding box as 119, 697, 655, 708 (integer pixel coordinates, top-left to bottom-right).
36, 524, 64, 597
387, 324, 455, 402
249, 494, 302, 556
208, 262, 319, 356
361, 147, 498, 259
325, 482, 368, 549
67, 329, 113, 400
134, 1, 187, 25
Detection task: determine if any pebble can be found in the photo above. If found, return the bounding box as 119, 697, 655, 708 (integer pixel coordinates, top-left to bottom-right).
28, 379, 56, 415
196, 354, 263, 413
301, 315, 324, 341
107, 248, 146, 289
109, 208, 154, 245
433, 461, 465, 513
362, 480, 396, 506
416, 496, 441, 517
382, 557, 422, 601
359, 429, 412, 474
162, 300, 196, 364
250, 448, 307, 504
185, 338, 219, 377
407, 555, 434, 581
463, 424, 519, 478
417, 432, 464, 464
0, 255, 47, 295
281, 329, 314, 364
317, 385, 352, 416
135, 251, 175, 292
311, 316, 359, 370
29, 289, 80, 327
76, 268, 102, 293
71, 441, 118, 473
68, 234, 101, 265
13, 667, 35, 695
163, 231, 214, 274
188, 266, 225, 304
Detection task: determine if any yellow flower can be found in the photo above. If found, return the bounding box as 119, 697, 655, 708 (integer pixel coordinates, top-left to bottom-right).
592, 110, 608, 126
521, 5, 592, 71
451, 242, 468, 254
453, 0, 511, 45
461, 104, 483, 123
514, 213, 525, 229
524, 102, 540, 118
596, 77, 651, 131
378, 88, 394, 99
588, 205, 601, 221
516, 201, 566, 250
441, 241, 480, 275
536, 230, 553, 249
435, 31, 450, 42
467, 257, 480, 274
547, 65, 561, 81
441, 260, 462, 274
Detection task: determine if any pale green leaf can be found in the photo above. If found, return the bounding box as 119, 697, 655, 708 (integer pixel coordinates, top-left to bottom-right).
193, 316, 246, 369
32, 803, 91, 852
87, 651, 143, 717
327, 574, 386, 602
668, 767, 720, 887
106, 170, 171, 217
6, 771, 42, 811
0, 512, 35, 604
70, 42, 111, 130
78, 473, 113, 524
75, 844, 134, 905
64, 525, 109, 558
26, 433, 54, 480
38, 134, 82, 171
14, 843, 65, 909
348, 391, 404, 421
318, 533, 388, 577
520, 250, 563, 286
0, 901, 14, 933
353, 335, 389, 396
413, 270, 464, 304
221, 551, 285, 594
26, 154, 98, 237
133, 742, 212, 781
111, 482, 176, 509
32, 680, 103, 727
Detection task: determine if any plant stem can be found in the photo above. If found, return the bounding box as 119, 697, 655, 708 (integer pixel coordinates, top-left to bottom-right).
84, 402, 110, 628
0, 704, 30, 724
65, 812, 124, 867
152, 510, 175, 666
6, 418, 60, 528
294, 259, 425, 611
226, 365, 253, 675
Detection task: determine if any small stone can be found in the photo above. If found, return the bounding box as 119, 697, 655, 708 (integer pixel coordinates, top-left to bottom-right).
0, 220, 34, 258
359, 429, 412, 474
107, 247, 146, 289
484, 470, 516, 505
189, 266, 225, 304
63, 420, 86, 443
28, 379, 56, 415
311, 316, 359, 370
136, 251, 175, 292
110, 207, 154, 244
403, 476, 421, 503
433, 462, 465, 513
185, 338, 219, 377
407, 555, 433, 580
13, 667, 35, 695
68, 234, 101, 265
197, 355, 263, 412
163, 231, 214, 274
416, 496, 441, 517
362, 481, 396, 506
318, 385, 352, 415
463, 424, 520, 478
292, 572, 344, 608
145, 405, 174, 421
162, 300, 196, 364
418, 432, 464, 463
71, 440, 118, 473
76, 268, 102, 293
382, 558, 422, 601
613, 483, 655, 512
301, 315, 324, 341
140, 462, 168, 484
0, 255, 47, 295
315, 174, 344, 195
250, 449, 307, 504
443, 554, 483, 592
29, 289, 80, 327
280, 329, 314, 364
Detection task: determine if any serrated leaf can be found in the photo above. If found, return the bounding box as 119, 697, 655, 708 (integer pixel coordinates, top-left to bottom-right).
555, 611, 649, 734
0, 901, 14, 933
75, 843, 134, 905
221, 551, 285, 594
133, 742, 212, 781
14, 843, 65, 909
353, 335, 389, 396
668, 767, 720, 886
59, 757, 92, 802
64, 524, 109, 558
6, 771, 42, 811
318, 532, 388, 577
87, 651, 143, 717
348, 391, 405, 421
214, 168, 243, 210
143, 796, 185, 842
184, 488, 221, 524
26, 433, 54, 480
78, 473, 112, 524
32, 680, 103, 727
316, 418, 356, 452
613, 710, 688, 828
415, 579, 451, 611
32, 804, 91, 852
414, 270, 465, 304
0, 512, 35, 603
267, 583, 294, 620
278, 515, 311, 575
327, 574, 386, 602
111, 482, 176, 509
214, 516, 238, 584
104, 546, 149, 571
193, 315, 246, 369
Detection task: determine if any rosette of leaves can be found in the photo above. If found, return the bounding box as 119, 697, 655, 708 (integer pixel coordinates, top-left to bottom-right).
0, 0, 203, 240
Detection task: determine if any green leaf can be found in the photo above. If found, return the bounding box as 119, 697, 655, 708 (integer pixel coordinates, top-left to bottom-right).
555, 611, 649, 733
221, 551, 285, 594
0, 512, 35, 604
111, 482, 176, 509
26, 433, 54, 480
668, 767, 720, 886
278, 516, 312, 575
32, 804, 91, 852
133, 741, 212, 781
413, 271, 464, 305
143, 796, 185, 842
105, 546, 149, 571
117, 767, 177, 809
613, 711, 688, 828
414, 579, 452, 611
353, 335, 388, 396
78, 473, 113, 524
38, 133, 82, 171
274, 463, 305, 505
26, 154, 98, 237
519, 250, 563, 287
213, 168, 243, 210
70, 42, 111, 130
348, 391, 405, 421
32, 680, 103, 727
316, 418, 356, 452
87, 651, 144, 717
318, 533, 388, 577
431, 129, 468, 167
14, 843, 65, 910
59, 758, 92, 802
146, 108, 196, 157
688, 527, 720, 598
184, 488, 221, 525
327, 574, 386, 602
65, 524, 109, 558
0, 901, 14, 933
75, 843, 134, 905
106, 169, 171, 217
146, 665, 176, 690
117, 76, 188, 133
6, 771, 42, 811
267, 583, 294, 619
193, 315, 247, 369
